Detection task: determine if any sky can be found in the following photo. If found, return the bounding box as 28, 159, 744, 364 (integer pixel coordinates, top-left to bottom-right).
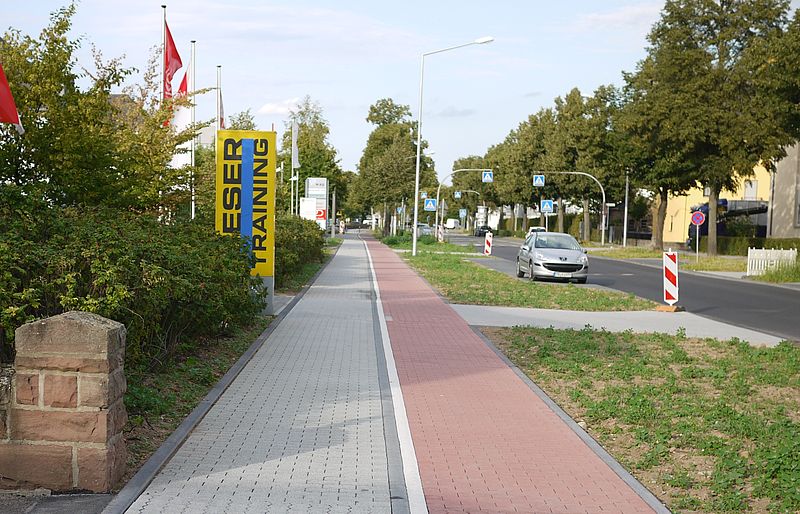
4, 1, 798, 183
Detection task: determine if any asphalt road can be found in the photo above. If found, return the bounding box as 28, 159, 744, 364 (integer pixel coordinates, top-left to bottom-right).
449, 234, 800, 342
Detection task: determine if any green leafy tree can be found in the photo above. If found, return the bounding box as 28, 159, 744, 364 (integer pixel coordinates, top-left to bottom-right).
278, 96, 344, 204
0, 5, 191, 212
632, 0, 796, 254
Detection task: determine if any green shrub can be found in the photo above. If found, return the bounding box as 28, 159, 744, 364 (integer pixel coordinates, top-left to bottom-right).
274, 215, 325, 288
700, 236, 800, 256
418, 235, 437, 245
0, 188, 265, 368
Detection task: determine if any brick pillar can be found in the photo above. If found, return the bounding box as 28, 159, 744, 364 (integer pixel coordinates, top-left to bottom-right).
0, 311, 127, 492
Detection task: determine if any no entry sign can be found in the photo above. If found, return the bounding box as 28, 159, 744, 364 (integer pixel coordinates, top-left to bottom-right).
663, 251, 679, 306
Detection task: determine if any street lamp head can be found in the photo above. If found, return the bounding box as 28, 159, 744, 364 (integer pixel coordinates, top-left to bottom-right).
474, 36, 494, 44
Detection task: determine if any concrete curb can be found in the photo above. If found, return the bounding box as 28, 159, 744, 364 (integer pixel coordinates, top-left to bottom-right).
102, 245, 342, 514
470, 325, 672, 514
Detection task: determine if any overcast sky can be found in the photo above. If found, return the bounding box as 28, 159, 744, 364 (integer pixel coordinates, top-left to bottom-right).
4, 1, 799, 182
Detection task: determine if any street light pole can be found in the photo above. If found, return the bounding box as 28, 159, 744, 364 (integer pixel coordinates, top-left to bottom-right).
548, 171, 607, 246
434, 168, 491, 237
623, 170, 630, 247
411, 36, 494, 256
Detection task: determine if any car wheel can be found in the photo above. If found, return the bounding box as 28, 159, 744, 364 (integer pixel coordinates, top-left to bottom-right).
529, 261, 537, 281
515, 259, 525, 278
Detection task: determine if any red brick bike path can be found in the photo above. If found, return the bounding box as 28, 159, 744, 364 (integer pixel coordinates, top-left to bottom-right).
367, 241, 656, 514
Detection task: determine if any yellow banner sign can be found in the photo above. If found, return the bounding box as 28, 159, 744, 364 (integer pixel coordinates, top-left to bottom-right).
215, 130, 277, 277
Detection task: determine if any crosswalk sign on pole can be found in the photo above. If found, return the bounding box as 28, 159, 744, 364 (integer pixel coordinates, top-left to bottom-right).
540, 199, 554, 213
454, 191, 462, 199
533, 175, 545, 187
420, 191, 428, 199
459, 208, 467, 219
482, 170, 493, 183
424, 198, 437, 211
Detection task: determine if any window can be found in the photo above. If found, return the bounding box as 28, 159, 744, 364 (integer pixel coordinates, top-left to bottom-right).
744, 180, 757, 200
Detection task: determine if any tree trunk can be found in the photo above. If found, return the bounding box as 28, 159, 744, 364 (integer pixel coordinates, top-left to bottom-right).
497, 206, 504, 233
651, 188, 668, 250
582, 198, 591, 242
522, 206, 529, 231
513, 204, 518, 232
707, 187, 719, 256
557, 197, 564, 233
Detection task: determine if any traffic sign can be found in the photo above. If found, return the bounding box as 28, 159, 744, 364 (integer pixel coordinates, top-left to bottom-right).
459, 208, 467, 219
420, 191, 428, 199
423, 198, 437, 212
454, 191, 462, 199
397, 206, 403, 214
691, 211, 706, 226
533, 175, 545, 187
316, 208, 327, 220
482, 170, 493, 183
663, 251, 679, 306
540, 199, 554, 213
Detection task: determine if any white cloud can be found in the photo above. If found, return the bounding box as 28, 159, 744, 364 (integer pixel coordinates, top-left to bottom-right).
258, 97, 300, 115
437, 106, 476, 118
570, 3, 662, 33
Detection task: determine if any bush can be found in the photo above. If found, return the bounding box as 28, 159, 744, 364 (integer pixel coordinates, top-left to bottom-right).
275, 215, 325, 288
700, 236, 800, 256
0, 188, 265, 368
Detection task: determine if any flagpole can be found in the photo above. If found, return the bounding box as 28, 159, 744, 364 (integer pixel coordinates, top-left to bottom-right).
190, 40, 196, 220
161, 5, 166, 103
216, 65, 221, 131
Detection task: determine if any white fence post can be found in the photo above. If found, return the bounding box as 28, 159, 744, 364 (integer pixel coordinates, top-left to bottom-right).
746, 247, 798, 276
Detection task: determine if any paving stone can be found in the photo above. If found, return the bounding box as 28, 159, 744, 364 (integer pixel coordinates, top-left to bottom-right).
126, 240, 394, 513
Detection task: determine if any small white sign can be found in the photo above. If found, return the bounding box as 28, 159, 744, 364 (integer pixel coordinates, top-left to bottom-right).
459, 208, 467, 219
420, 191, 428, 199
454, 191, 462, 199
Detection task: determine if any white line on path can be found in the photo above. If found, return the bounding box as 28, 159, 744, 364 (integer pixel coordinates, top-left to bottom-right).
363, 241, 429, 514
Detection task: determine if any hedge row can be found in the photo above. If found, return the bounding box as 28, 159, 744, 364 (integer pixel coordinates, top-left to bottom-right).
699, 236, 800, 256
1, 190, 326, 368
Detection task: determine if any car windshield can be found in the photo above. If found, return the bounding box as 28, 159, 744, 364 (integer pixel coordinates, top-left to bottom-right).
533, 234, 581, 251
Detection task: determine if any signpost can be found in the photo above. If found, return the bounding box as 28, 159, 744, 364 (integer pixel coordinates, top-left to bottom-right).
216, 129, 277, 314
484, 231, 493, 255
482, 170, 493, 183
424, 198, 437, 212
663, 250, 679, 306
691, 211, 705, 262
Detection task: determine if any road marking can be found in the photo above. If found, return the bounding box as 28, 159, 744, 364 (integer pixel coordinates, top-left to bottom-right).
621, 273, 634, 276
364, 241, 428, 514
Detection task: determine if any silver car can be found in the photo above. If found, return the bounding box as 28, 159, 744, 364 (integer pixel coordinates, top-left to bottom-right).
516, 232, 589, 283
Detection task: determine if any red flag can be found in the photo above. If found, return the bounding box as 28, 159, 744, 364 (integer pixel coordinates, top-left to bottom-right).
0, 63, 24, 135
163, 20, 183, 99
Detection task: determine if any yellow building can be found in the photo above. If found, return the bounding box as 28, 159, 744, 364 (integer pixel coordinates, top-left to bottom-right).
662, 166, 772, 244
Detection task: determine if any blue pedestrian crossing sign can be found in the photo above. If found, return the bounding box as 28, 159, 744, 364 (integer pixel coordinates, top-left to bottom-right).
396, 206, 404, 214
482, 170, 493, 183
540, 199, 554, 213
420, 191, 428, 199
423, 198, 438, 211
459, 208, 467, 219
454, 191, 462, 199
533, 175, 545, 187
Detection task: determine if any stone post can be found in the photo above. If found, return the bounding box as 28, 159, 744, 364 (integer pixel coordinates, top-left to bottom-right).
0, 311, 127, 492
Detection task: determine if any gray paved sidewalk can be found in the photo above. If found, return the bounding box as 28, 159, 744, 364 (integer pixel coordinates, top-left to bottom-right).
125, 239, 403, 513
451, 304, 784, 347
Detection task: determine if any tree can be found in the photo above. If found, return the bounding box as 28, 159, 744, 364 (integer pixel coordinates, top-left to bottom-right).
366, 98, 412, 126
278, 96, 344, 202
633, 0, 796, 254
0, 5, 192, 212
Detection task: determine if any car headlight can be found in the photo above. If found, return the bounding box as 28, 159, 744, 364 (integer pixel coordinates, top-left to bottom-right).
579, 255, 589, 264
534, 252, 546, 260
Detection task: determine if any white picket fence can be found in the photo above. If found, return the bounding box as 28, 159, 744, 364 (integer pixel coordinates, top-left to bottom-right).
746, 247, 798, 276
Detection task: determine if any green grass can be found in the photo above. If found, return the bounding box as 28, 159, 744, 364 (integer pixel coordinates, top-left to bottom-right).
277, 244, 339, 293
123, 317, 271, 481
683, 256, 747, 272
326, 237, 344, 247
754, 261, 800, 283
487, 326, 800, 513
406, 252, 655, 311
587, 246, 665, 259
382, 234, 476, 254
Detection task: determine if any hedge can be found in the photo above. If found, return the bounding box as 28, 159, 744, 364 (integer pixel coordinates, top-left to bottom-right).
699, 236, 800, 256
274, 214, 325, 288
